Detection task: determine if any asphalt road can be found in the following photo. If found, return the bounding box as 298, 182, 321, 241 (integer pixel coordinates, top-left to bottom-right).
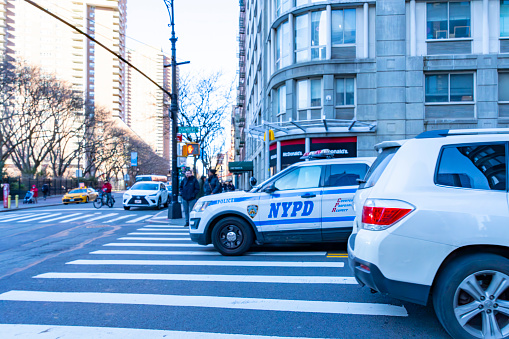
0, 195, 450, 338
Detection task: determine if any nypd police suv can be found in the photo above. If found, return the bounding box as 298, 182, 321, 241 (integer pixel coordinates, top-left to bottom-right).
189, 150, 375, 255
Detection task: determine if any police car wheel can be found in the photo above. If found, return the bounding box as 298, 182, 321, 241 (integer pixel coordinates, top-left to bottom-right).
211, 217, 253, 256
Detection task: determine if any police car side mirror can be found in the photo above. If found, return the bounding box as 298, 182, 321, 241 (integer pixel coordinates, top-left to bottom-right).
264, 183, 277, 194
249, 177, 257, 187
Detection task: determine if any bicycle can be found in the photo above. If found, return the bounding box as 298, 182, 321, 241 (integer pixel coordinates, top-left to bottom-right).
93, 190, 115, 209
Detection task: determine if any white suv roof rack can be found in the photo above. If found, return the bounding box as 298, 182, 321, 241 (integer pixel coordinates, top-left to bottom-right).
416, 128, 509, 139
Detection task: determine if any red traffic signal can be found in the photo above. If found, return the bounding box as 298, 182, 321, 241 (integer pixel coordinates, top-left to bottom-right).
182, 143, 200, 156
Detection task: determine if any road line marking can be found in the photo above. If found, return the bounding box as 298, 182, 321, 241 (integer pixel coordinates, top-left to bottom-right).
128, 232, 189, 235
103, 215, 132, 223
0, 324, 323, 338
0, 214, 37, 223
103, 243, 210, 248
136, 228, 187, 232
86, 213, 118, 222
40, 213, 82, 223
60, 214, 90, 223
138, 225, 186, 228
67, 259, 345, 268
0, 213, 21, 220
126, 215, 153, 223
327, 253, 348, 256
16, 213, 54, 223
117, 237, 191, 241
35, 272, 358, 284
0, 291, 408, 317
90, 250, 328, 256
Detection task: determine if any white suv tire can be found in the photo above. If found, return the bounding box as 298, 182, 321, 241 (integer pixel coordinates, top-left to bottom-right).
433, 253, 509, 339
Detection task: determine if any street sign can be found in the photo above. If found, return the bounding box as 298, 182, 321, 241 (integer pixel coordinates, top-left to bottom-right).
176, 133, 182, 142
178, 126, 199, 133
130, 152, 138, 167
182, 143, 200, 156
228, 161, 253, 173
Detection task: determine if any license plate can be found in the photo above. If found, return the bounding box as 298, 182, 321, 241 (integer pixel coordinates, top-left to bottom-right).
135, 200, 141, 204
69, 199, 74, 202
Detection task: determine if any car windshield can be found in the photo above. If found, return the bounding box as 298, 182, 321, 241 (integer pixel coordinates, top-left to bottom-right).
69, 189, 87, 194
131, 183, 159, 191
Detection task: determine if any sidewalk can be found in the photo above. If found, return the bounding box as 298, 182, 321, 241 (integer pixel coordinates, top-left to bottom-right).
0, 195, 63, 212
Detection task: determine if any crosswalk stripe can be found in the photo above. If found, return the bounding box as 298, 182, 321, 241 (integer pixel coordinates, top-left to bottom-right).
0, 291, 408, 317
138, 225, 186, 229
35, 272, 358, 284
90, 250, 328, 256
0, 213, 21, 220
126, 215, 153, 223
118, 237, 191, 241
128, 232, 189, 235
16, 213, 54, 223
60, 214, 92, 223
103, 215, 132, 223
86, 213, 118, 222
67, 259, 345, 268
103, 243, 210, 248
0, 214, 37, 223
137, 228, 187, 231
40, 213, 82, 223
0, 324, 324, 338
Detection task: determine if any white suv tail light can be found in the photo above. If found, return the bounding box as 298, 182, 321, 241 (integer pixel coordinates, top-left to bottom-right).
361, 199, 415, 231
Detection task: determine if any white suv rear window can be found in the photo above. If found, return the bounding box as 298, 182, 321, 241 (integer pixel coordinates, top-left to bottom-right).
359, 147, 399, 189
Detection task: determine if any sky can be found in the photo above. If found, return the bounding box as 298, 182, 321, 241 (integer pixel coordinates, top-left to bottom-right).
126, 0, 239, 83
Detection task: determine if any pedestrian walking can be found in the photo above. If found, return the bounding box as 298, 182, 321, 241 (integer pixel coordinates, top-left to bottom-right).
30, 185, 38, 203
204, 169, 221, 196
179, 170, 200, 227
41, 184, 49, 200
226, 181, 236, 192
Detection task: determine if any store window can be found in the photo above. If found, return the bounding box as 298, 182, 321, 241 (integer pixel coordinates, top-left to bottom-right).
275, 21, 291, 70
425, 73, 474, 102
331, 9, 356, 44
502, 1, 509, 37
297, 79, 322, 120
295, 11, 326, 63
426, 2, 471, 39
336, 78, 355, 106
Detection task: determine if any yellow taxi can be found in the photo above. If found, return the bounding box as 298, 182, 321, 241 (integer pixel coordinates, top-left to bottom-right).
62, 188, 98, 205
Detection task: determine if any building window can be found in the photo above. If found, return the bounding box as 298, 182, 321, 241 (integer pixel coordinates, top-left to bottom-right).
295, 11, 326, 63
502, 1, 509, 37
297, 78, 322, 120
499, 73, 509, 101
426, 2, 471, 40
336, 78, 355, 106
331, 9, 356, 44
296, 0, 323, 6
275, 21, 290, 70
275, 0, 291, 17
275, 85, 287, 122
425, 73, 474, 103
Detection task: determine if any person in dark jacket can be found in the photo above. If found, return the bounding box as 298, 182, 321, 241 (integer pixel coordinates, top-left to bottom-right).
179, 170, 200, 226
204, 169, 221, 196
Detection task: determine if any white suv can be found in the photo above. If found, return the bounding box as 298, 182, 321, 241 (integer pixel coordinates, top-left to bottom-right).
123, 181, 169, 210
348, 129, 509, 339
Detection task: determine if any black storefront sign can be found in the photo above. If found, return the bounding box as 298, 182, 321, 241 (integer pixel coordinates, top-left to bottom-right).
310, 137, 357, 158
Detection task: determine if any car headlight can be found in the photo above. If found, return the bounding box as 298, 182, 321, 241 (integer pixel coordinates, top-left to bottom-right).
192, 201, 210, 212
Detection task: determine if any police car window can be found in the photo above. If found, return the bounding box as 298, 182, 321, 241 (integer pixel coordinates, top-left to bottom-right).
436, 143, 507, 191
273, 166, 322, 191
326, 164, 369, 187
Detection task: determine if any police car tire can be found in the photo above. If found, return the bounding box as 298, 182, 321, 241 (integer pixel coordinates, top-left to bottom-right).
211, 217, 253, 256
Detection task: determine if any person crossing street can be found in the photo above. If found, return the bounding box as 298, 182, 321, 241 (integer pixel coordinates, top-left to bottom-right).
179, 170, 200, 227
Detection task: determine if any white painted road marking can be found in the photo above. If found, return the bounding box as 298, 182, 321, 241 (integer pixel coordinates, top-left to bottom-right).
103, 215, 132, 223
40, 213, 82, 223
67, 259, 345, 268
90, 250, 328, 256
60, 214, 92, 223
35, 272, 358, 284
0, 291, 407, 317
16, 213, 53, 223
117, 237, 191, 241
126, 215, 153, 223
0, 324, 324, 338
0, 214, 37, 223
103, 243, 210, 248
138, 225, 186, 229
128, 232, 189, 235
86, 213, 118, 222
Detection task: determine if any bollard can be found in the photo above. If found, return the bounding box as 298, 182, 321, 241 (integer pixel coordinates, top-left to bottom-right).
7, 195, 11, 209
15, 195, 18, 208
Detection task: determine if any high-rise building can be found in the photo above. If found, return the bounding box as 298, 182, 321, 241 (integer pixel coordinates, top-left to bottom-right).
0, 0, 127, 119
237, 0, 509, 184
126, 46, 171, 161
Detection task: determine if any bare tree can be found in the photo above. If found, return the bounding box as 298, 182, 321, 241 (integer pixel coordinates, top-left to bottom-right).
177, 71, 234, 171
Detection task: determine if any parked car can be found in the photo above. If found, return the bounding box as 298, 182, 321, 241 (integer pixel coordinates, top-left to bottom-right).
123, 181, 169, 210
62, 187, 98, 204
189, 150, 375, 255
348, 128, 509, 339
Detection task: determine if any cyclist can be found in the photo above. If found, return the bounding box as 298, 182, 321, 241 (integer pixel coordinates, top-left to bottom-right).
101, 180, 113, 205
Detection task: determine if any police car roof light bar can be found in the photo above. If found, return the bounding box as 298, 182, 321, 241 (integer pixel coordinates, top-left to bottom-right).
300, 149, 334, 160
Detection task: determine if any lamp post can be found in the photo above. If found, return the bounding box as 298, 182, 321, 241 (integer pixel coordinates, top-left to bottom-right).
163, 0, 189, 219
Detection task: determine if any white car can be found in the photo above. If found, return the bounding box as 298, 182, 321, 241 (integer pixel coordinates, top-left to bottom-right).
348, 128, 509, 339
123, 181, 169, 210
189, 151, 374, 255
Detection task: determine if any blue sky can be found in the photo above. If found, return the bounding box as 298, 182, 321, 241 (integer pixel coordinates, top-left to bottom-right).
126, 0, 239, 82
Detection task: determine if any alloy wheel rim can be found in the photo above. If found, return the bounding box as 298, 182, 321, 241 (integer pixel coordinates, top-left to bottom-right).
218, 225, 243, 250
453, 270, 509, 338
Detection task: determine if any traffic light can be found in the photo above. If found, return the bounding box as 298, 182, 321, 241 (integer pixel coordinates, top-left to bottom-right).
182, 143, 200, 156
